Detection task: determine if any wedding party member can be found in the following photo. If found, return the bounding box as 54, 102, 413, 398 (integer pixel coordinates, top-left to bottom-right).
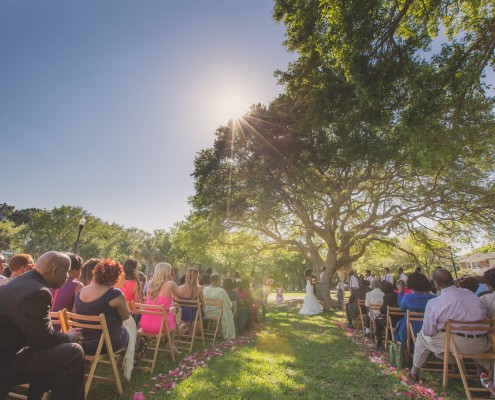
410, 269, 490, 383
121, 259, 142, 303
398, 268, 408, 284
395, 272, 436, 344
79, 258, 100, 286
319, 266, 331, 312
139, 262, 180, 355
348, 270, 359, 290
364, 270, 375, 284
381, 268, 394, 284
50, 253, 83, 313
7, 253, 35, 279
0, 251, 85, 400
75, 259, 129, 355
336, 277, 345, 310
204, 273, 236, 340
299, 268, 322, 315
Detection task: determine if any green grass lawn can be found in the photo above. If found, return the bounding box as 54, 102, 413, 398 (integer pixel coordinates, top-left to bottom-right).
87, 302, 472, 400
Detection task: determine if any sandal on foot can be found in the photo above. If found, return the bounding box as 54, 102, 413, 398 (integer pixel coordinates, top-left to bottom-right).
480, 373, 495, 397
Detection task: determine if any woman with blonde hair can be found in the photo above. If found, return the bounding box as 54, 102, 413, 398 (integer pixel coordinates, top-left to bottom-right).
139, 262, 181, 355
178, 267, 205, 333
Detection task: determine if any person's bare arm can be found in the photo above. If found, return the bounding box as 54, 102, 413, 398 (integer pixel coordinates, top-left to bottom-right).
198, 286, 206, 309
109, 293, 130, 321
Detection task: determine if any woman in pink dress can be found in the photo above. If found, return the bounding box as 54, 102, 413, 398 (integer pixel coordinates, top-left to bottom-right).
121, 259, 142, 303
139, 262, 181, 355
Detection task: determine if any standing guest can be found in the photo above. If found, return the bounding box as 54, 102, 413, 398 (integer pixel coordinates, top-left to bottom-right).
336, 277, 345, 310
348, 270, 359, 290
139, 262, 180, 356
262, 272, 272, 305
79, 258, 101, 286
249, 270, 256, 288
0, 251, 85, 400
234, 279, 251, 332
410, 268, 490, 383
75, 259, 129, 355
415, 266, 422, 274
201, 274, 211, 286
319, 266, 331, 312
364, 270, 375, 284
121, 259, 142, 303
234, 271, 242, 287
275, 282, 284, 307
365, 280, 384, 337
50, 253, 84, 313
398, 268, 408, 284
394, 272, 436, 344
375, 281, 399, 351
381, 268, 394, 284
7, 253, 35, 279
178, 267, 206, 334
0, 253, 6, 280
204, 273, 236, 339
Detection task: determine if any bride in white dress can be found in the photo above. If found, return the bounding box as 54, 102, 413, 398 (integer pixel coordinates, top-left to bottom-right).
299, 268, 323, 315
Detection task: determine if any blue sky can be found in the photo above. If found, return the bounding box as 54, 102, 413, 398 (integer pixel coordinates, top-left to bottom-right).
0, 1, 295, 231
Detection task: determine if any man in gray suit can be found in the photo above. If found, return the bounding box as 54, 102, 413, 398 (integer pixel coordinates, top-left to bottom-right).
319, 266, 331, 312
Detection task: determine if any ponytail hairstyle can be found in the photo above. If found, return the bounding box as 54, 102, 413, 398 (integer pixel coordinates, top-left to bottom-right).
147, 262, 173, 300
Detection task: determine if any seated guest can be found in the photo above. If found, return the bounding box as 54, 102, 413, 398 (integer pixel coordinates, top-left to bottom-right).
346, 279, 371, 328
121, 258, 142, 303
410, 268, 490, 383
79, 258, 100, 286
178, 267, 206, 333
395, 272, 436, 344
395, 279, 412, 295
204, 273, 236, 340
139, 262, 180, 355
50, 253, 84, 313
475, 275, 490, 297
365, 280, 384, 336
234, 279, 252, 331
75, 259, 129, 355
7, 253, 35, 279
375, 281, 399, 351
0, 253, 7, 280
480, 268, 495, 316
0, 251, 84, 400
457, 276, 479, 293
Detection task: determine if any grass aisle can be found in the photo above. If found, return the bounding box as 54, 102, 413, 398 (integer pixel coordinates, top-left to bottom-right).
172, 307, 402, 400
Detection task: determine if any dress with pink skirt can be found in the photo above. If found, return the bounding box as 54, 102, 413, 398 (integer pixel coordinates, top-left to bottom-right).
139, 293, 176, 334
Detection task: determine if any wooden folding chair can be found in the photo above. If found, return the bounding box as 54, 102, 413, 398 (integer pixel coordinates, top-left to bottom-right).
65, 312, 124, 398
49, 309, 68, 333
132, 302, 175, 373
357, 299, 366, 331
443, 318, 495, 399
203, 298, 224, 344
406, 310, 444, 371
7, 386, 49, 400
174, 298, 205, 352
368, 303, 381, 340
385, 306, 404, 348
231, 300, 238, 333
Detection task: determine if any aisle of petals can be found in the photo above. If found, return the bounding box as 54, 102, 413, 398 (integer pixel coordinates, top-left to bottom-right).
334, 321, 447, 400
133, 334, 257, 399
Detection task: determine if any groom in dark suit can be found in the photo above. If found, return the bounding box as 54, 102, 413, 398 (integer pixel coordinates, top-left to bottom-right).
0, 251, 85, 400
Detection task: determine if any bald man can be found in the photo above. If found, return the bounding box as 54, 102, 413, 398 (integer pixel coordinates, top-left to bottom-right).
0, 251, 85, 400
